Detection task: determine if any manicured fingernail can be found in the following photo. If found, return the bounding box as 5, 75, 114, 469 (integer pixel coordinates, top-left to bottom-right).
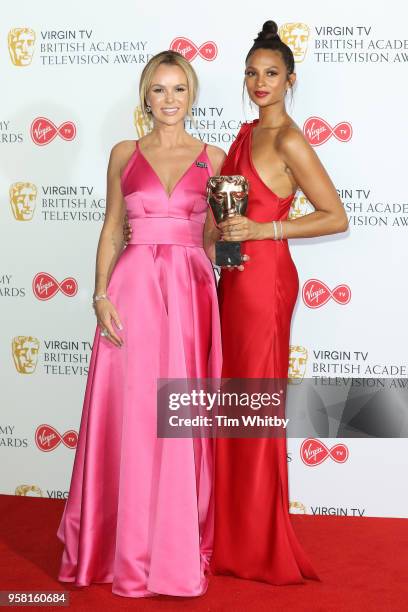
119, 324, 123, 330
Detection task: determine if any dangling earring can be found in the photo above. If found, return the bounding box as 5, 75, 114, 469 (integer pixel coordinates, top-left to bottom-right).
145, 104, 151, 113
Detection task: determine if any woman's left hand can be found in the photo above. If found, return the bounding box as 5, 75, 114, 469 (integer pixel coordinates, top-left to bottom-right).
123, 213, 132, 246
219, 217, 263, 241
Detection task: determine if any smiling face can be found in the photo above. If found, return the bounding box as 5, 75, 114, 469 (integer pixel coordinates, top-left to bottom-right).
245, 48, 296, 109
147, 64, 190, 126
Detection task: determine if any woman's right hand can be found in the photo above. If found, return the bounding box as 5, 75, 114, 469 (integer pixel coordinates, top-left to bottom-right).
94, 297, 124, 347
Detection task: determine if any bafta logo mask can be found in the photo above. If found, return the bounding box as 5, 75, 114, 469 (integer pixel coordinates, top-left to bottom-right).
289, 501, 307, 514
12, 336, 40, 374
289, 192, 314, 219
9, 182, 37, 221
288, 345, 308, 383
279, 23, 310, 63
133, 105, 153, 138
207, 175, 249, 223
8, 28, 36, 66
15, 484, 43, 497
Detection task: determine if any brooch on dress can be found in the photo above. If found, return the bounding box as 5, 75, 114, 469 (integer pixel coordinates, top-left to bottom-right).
195, 161, 208, 168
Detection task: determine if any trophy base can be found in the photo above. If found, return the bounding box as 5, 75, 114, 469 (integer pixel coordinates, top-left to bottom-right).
215, 241, 242, 266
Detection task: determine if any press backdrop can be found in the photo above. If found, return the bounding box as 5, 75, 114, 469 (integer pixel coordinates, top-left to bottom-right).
1, 0, 407, 518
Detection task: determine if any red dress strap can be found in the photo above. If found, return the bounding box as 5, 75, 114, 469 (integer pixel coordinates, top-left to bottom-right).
221, 121, 255, 175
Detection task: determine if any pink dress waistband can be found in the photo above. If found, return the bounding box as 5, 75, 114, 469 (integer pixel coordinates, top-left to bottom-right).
128, 217, 204, 248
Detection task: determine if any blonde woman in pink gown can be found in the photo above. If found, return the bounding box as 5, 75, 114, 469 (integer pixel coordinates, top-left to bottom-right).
56, 51, 225, 598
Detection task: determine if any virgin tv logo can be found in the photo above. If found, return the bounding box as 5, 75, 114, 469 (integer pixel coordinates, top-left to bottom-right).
301, 438, 349, 466
169, 37, 218, 62
35, 424, 78, 452
30, 117, 76, 145
302, 279, 351, 308
303, 116, 352, 146
32, 272, 78, 300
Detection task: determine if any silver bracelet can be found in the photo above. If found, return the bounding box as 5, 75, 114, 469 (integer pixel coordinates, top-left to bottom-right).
92, 293, 107, 306
272, 220, 277, 240
279, 220, 283, 241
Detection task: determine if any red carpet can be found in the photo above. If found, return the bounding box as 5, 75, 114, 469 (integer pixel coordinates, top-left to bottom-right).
0, 494, 407, 611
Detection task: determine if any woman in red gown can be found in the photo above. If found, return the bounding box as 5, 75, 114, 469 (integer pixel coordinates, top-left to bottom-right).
207, 21, 348, 584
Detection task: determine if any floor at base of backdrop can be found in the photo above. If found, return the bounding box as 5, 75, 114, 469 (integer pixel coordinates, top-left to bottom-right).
0, 494, 407, 612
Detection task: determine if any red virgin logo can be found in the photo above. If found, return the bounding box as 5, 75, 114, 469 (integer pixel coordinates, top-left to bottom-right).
169, 37, 218, 62
35, 424, 78, 452
302, 279, 351, 308
303, 116, 352, 146
32, 272, 78, 300
301, 438, 349, 466
30, 117, 76, 146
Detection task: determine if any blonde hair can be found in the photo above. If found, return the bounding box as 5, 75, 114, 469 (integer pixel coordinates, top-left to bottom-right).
139, 50, 198, 120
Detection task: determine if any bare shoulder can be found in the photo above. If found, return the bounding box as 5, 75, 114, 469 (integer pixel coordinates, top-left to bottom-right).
206, 144, 226, 173
110, 139, 136, 160
109, 139, 137, 172
276, 124, 310, 157
206, 143, 226, 160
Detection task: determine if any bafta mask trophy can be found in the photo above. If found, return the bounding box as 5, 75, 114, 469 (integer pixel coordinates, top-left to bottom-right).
9, 182, 37, 221
207, 175, 249, 266
278, 23, 310, 63
288, 345, 308, 384
12, 336, 40, 374
8, 28, 36, 67
133, 105, 153, 138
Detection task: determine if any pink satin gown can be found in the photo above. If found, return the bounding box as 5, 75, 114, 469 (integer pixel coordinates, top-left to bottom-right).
57, 142, 222, 598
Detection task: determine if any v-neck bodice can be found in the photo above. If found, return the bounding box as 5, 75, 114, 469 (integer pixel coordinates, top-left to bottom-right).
121, 141, 212, 225
136, 141, 207, 199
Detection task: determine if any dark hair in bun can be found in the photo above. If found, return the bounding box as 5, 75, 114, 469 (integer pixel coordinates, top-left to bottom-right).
246, 20, 295, 76
257, 20, 279, 39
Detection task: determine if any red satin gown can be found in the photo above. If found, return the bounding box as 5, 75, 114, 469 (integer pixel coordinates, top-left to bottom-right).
211, 120, 318, 584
